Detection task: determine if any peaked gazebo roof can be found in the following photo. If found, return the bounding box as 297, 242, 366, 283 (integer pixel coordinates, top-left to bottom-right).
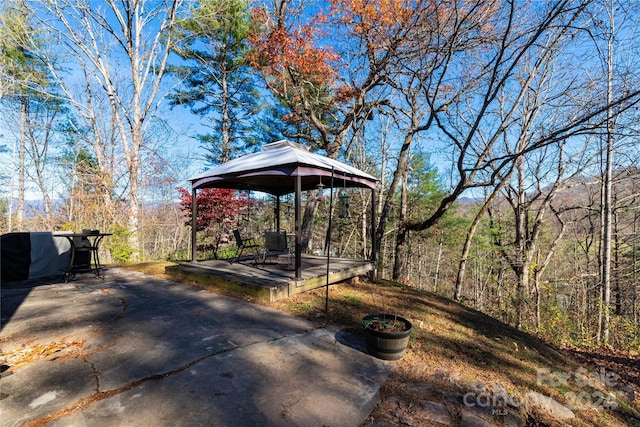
188, 140, 379, 281
190, 140, 378, 195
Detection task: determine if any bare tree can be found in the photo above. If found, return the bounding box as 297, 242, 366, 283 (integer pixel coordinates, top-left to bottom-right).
23, 94, 65, 227
28, 0, 183, 256
389, 1, 640, 292
492, 141, 595, 329
582, 0, 640, 345
453, 14, 594, 302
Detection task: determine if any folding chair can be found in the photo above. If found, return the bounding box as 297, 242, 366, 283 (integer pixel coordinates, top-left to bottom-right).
232, 229, 260, 264
263, 230, 290, 265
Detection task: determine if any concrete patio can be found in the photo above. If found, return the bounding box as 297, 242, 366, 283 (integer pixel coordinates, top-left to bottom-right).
0, 268, 392, 427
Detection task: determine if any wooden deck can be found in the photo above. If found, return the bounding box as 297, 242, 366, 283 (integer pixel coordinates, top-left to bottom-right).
165, 254, 375, 302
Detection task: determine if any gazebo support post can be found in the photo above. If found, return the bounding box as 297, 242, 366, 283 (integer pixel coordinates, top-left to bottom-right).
275, 195, 281, 231
295, 175, 302, 280
371, 187, 377, 263
370, 187, 377, 281
191, 188, 198, 262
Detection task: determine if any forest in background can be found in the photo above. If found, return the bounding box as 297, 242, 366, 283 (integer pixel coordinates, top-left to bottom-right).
1, 0, 639, 351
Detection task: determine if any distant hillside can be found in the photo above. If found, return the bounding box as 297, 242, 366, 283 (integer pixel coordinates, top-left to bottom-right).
455, 196, 482, 205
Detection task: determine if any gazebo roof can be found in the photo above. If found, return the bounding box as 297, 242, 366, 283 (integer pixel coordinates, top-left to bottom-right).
190, 140, 378, 195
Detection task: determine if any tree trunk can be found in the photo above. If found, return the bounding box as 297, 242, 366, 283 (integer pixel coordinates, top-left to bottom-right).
360, 195, 368, 259
434, 236, 443, 294
16, 96, 27, 231
220, 66, 232, 163
613, 206, 621, 315
128, 147, 141, 260
515, 262, 530, 330
601, 4, 615, 345
534, 265, 542, 333
514, 160, 529, 329
375, 133, 413, 271
300, 195, 319, 252
392, 167, 409, 280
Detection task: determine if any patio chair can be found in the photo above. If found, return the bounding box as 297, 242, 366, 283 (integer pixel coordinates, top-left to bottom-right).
232, 229, 260, 264
263, 230, 290, 265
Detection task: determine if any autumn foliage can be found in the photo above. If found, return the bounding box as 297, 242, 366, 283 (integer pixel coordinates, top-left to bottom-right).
247, 0, 498, 128
329, 0, 415, 39
177, 187, 253, 233
247, 7, 339, 93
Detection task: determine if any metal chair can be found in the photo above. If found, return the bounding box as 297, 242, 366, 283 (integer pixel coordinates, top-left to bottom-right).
232, 229, 260, 264
263, 230, 290, 265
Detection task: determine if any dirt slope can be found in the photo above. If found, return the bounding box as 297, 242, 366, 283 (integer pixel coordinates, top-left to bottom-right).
270, 279, 640, 427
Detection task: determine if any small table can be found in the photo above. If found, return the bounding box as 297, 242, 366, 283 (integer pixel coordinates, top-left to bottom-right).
59, 232, 112, 282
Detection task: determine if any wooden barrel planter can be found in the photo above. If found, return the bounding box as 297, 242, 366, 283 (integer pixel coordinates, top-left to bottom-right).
362, 313, 412, 361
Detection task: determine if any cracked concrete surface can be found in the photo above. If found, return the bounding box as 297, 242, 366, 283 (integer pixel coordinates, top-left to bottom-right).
1, 269, 392, 426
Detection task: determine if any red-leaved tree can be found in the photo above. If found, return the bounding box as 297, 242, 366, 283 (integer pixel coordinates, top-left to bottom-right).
177, 187, 254, 257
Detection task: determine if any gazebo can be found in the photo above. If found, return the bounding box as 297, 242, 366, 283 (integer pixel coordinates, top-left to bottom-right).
188, 140, 379, 282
